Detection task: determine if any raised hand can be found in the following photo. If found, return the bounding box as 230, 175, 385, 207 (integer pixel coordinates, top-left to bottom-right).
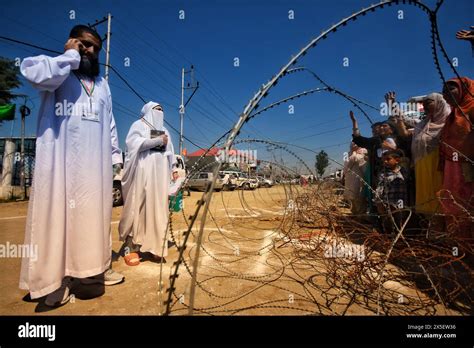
349, 111, 359, 135
456, 26, 474, 42
384, 91, 396, 104
64, 38, 85, 54
349, 110, 356, 123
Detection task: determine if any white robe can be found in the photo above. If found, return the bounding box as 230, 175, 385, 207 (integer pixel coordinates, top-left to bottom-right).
119, 102, 176, 257
19, 49, 123, 299
343, 149, 368, 201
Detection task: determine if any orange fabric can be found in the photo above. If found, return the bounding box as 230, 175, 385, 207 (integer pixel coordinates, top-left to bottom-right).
439, 161, 474, 241
440, 77, 474, 161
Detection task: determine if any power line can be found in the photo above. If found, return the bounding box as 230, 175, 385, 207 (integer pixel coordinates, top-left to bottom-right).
0, 34, 209, 150
0, 35, 61, 55
110, 81, 217, 147
117, 13, 272, 141
109, 24, 239, 136
113, 19, 183, 94
107, 37, 229, 145
110, 37, 181, 101
2, 15, 64, 45
113, 101, 210, 148
107, 81, 175, 108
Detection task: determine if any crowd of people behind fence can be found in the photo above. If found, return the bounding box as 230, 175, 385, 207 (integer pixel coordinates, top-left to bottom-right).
343, 70, 473, 263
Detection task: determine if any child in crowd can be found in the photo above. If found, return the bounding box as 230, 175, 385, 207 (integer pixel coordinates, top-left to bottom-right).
375, 149, 409, 236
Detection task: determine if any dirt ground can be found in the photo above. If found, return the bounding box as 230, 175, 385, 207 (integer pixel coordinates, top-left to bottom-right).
0, 187, 288, 315
0, 186, 460, 315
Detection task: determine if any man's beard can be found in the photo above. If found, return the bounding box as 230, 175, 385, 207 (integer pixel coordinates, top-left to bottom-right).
78, 55, 100, 78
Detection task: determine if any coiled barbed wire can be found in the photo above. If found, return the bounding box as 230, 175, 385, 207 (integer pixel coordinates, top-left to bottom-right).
163, 0, 474, 316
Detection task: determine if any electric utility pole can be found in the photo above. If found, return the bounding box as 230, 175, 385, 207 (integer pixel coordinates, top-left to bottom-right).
17, 96, 30, 200
89, 13, 112, 81
179, 65, 199, 155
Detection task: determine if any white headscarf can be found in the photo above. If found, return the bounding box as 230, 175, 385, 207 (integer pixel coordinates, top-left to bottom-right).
140, 101, 164, 135
411, 93, 451, 164
121, 101, 175, 202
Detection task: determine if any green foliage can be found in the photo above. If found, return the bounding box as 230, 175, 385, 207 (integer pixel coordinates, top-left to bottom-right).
0, 57, 22, 124
0, 57, 22, 104
315, 150, 329, 178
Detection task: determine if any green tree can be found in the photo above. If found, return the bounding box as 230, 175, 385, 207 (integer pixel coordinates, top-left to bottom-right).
315, 150, 329, 178
0, 57, 22, 124
0, 57, 22, 103
0, 57, 21, 105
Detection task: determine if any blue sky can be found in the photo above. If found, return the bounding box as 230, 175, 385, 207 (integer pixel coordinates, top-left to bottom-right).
1, 0, 473, 173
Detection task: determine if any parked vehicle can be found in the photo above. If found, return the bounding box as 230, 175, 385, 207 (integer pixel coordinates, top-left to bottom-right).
325, 169, 343, 182
187, 172, 224, 191
219, 170, 257, 190
219, 172, 237, 191
236, 172, 258, 190
256, 176, 274, 188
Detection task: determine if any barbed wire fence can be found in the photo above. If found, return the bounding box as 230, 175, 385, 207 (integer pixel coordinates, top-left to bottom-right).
0, 0, 471, 316
163, 0, 473, 316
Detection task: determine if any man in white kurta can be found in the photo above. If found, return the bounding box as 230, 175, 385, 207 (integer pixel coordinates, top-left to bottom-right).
119, 102, 176, 260
19, 25, 124, 305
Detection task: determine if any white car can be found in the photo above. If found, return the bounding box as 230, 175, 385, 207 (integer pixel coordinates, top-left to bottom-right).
256, 176, 274, 188
236, 172, 258, 190
187, 172, 224, 191
219, 172, 237, 191
220, 170, 257, 190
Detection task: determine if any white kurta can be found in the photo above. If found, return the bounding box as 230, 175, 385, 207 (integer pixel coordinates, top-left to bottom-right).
118, 102, 176, 257
343, 150, 368, 200
19, 49, 123, 299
